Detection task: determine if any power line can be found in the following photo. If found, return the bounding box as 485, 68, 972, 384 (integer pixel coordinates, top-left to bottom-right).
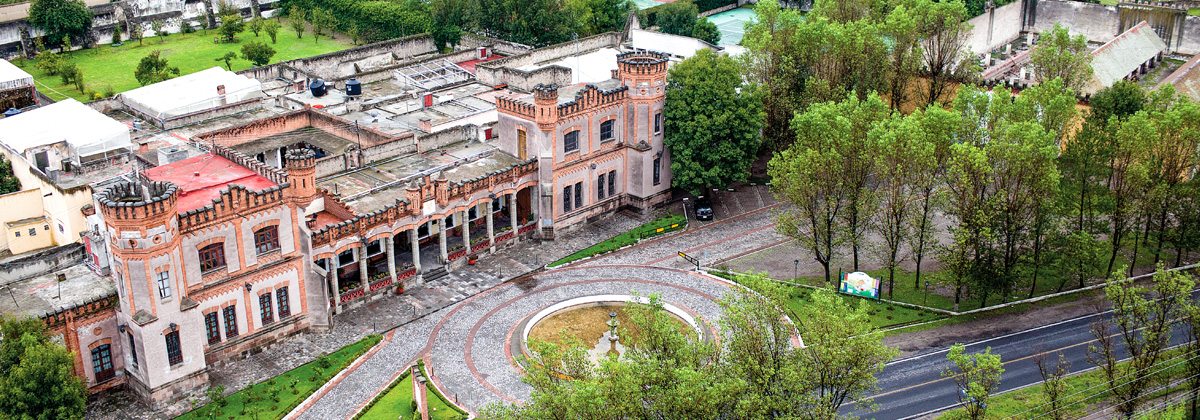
1016, 348, 1200, 420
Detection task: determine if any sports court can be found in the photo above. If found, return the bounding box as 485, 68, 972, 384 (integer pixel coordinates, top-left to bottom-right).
706, 6, 756, 46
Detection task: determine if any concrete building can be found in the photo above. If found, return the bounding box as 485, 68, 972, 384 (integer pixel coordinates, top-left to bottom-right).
0, 58, 36, 110
1083, 20, 1167, 96
495, 51, 672, 236
0, 98, 135, 256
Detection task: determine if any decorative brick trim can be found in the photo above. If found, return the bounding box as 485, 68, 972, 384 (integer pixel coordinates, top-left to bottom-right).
87, 337, 112, 350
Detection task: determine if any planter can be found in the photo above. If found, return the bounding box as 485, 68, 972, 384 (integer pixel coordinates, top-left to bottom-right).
468, 257, 477, 265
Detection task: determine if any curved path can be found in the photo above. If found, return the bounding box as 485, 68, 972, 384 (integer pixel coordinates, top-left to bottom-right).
292, 265, 736, 420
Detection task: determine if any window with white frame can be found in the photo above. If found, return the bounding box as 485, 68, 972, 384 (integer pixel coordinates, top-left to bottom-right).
156, 270, 171, 299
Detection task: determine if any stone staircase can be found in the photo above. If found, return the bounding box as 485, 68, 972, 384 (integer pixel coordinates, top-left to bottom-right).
423, 266, 448, 283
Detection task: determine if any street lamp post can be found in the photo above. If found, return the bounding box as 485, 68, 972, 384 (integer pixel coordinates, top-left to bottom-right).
793, 259, 799, 281
923, 280, 930, 306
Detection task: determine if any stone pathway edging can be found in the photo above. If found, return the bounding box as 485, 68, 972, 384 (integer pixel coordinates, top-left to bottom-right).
283, 329, 396, 420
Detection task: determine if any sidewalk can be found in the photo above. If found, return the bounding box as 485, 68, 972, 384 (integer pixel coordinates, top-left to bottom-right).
85, 212, 648, 420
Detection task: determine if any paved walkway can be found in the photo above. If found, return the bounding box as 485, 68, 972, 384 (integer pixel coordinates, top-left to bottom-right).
294, 265, 735, 419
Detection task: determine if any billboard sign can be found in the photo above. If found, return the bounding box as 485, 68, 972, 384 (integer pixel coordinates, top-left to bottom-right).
840, 271, 880, 299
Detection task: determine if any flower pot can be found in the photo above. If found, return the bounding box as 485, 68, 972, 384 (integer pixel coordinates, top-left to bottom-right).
468, 257, 477, 265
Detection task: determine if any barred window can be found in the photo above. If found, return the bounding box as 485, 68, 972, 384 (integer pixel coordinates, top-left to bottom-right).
574, 182, 583, 210
608, 170, 616, 197
165, 331, 182, 366
277, 287, 291, 318
223, 306, 239, 338
653, 157, 661, 186
259, 293, 274, 326
597, 174, 606, 200
600, 120, 614, 142
564, 130, 579, 154
205, 312, 220, 345
563, 185, 572, 213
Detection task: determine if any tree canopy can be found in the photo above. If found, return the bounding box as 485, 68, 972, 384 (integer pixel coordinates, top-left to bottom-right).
134, 50, 180, 86
28, 0, 92, 48
240, 41, 276, 66
1030, 23, 1094, 94
482, 275, 896, 419
0, 316, 88, 420
663, 49, 763, 197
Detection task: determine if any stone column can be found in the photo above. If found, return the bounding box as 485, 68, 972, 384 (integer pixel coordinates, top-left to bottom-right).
438, 219, 448, 267
461, 210, 471, 256
486, 200, 495, 253
328, 257, 341, 315
509, 192, 519, 240
410, 229, 423, 285
385, 236, 397, 292
358, 245, 369, 289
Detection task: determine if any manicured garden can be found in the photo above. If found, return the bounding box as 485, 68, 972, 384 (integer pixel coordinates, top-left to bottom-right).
354, 360, 467, 420
176, 334, 382, 420
547, 214, 688, 267
13, 19, 351, 103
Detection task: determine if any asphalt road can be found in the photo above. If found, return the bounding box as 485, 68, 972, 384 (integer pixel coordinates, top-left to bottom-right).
846, 305, 1194, 420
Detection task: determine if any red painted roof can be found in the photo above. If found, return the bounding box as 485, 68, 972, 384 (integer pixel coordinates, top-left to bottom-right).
143, 153, 278, 212
307, 210, 346, 231
455, 54, 506, 74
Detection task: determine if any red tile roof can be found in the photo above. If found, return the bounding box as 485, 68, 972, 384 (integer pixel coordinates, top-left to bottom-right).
143, 153, 278, 212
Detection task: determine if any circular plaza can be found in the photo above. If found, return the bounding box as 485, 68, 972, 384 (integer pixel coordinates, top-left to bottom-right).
293, 264, 737, 419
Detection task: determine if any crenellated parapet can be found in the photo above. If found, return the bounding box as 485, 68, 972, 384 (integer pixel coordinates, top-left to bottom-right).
556, 84, 629, 119
211, 144, 288, 186
97, 181, 180, 225
178, 184, 291, 233
496, 96, 537, 120
617, 51, 669, 75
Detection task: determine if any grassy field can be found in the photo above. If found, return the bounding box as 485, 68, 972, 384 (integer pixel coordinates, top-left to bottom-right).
176, 335, 382, 420
712, 270, 942, 329
548, 214, 687, 267
12, 21, 351, 103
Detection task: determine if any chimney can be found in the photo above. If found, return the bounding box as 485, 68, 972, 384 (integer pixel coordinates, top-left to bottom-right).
419, 118, 432, 133
217, 84, 227, 106
138, 141, 149, 154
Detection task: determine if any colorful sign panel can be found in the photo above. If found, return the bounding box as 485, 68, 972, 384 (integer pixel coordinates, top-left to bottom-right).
840, 271, 880, 299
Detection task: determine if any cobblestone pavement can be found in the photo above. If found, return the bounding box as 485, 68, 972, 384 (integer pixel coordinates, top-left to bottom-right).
296, 265, 734, 419
88, 184, 790, 420
86, 213, 646, 420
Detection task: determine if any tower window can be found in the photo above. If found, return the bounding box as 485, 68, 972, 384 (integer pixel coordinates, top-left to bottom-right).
654, 112, 662, 134
600, 119, 615, 142
165, 331, 182, 366
127, 331, 138, 368
156, 270, 171, 299
653, 157, 661, 186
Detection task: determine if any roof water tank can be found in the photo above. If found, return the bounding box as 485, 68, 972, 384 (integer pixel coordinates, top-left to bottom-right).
346, 78, 362, 96
310, 79, 327, 97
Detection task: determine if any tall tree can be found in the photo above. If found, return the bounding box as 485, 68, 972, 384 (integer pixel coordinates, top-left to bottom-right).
308, 8, 336, 42
871, 112, 935, 298
28, 0, 92, 48
217, 2, 244, 41
1134, 86, 1200, 269
1030, 23, 1094, 95
240, 41, 276, 66
1104, 114, 1152, 274
263, 19, 280, 44
1088, 267, 1194, 417
1086, 80, 1145, 127
569, 0, 633, 37
0, 154, 21, 194
908, 106, 957, 292
738, 0, 806, 149
881, 3, 922, 110
915, 0, 974, 106
430, 0, 478, 51
656, 0, 701, 38
943, 344, 1004, 420
0, 316, 88, 420
663, 49, 764, 197
289, 6, 306, 39
477, 0, 577, 47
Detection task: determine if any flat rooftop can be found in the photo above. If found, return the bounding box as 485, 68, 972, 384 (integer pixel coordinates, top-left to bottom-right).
0, 263, 116, 320
317, 140, 523, 214
143, 153, 278, 212
456, 54, 507, 74
519, 47, 622, 85
232, 127, 355, 158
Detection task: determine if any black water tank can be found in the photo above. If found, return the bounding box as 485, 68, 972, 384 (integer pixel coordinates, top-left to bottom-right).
346, 78, 361, 96
309, 79, 326, 97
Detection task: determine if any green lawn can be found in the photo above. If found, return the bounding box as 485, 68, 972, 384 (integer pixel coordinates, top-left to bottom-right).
713, 271, 942, 329
13, 21, 352, 103
176, 335, 382, 420
548, 214, 688, 267
355, 362, 467, 420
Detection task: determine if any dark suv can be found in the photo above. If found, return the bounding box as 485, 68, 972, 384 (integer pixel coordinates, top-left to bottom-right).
694, 197, 714, 221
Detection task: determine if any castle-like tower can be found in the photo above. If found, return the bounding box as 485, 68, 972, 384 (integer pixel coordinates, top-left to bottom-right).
97, 181, 209, 404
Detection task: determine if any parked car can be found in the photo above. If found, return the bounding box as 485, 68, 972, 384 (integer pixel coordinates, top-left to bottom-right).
695, 197, 714, 221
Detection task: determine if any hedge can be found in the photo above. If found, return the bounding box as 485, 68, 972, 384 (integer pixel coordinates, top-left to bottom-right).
548, 214, 688, 267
